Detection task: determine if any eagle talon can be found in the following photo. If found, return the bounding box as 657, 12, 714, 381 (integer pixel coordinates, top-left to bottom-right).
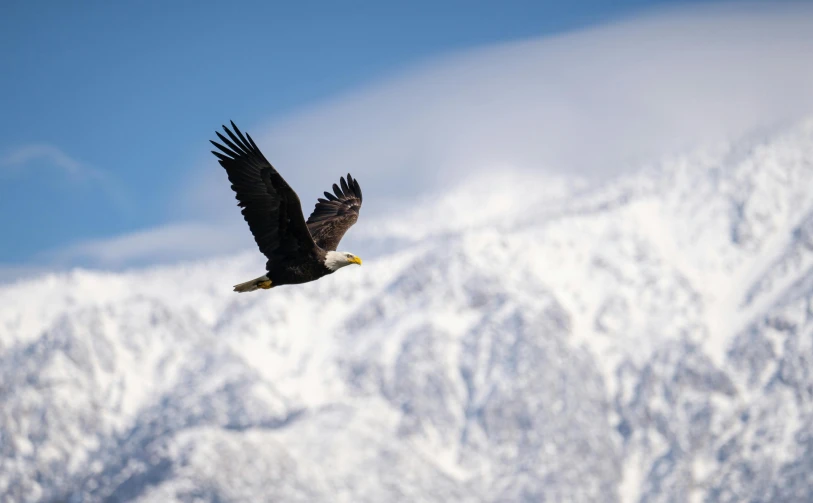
258, 280, 273, 289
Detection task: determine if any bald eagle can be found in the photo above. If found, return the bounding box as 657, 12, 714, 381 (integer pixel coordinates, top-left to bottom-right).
210, 121, 363, 292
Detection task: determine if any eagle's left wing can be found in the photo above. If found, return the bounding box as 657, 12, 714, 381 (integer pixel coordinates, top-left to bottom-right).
306, 174, 363, 251
210, 122, 318, 266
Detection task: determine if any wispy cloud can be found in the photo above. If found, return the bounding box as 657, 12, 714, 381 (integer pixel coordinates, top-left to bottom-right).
0, 144, 87, 175
182, 2, 813, 223
0, 143, 131, 212
19, 2, 813, 272
42, 221, 255, 269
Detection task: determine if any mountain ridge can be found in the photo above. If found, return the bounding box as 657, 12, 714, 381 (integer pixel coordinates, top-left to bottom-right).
2, 117, 813, 501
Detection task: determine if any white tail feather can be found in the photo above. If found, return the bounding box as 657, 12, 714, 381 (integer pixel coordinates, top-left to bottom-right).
233, 275, 271, 293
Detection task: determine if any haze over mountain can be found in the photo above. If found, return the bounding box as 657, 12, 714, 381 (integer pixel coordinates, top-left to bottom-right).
3, 116, 813, 501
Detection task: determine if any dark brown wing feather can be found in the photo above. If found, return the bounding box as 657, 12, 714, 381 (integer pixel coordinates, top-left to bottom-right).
210, 121, 319, 267
306, 173, 363, 251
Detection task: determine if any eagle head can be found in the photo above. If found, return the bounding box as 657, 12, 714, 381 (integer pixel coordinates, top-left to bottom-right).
325, 251, 363, 271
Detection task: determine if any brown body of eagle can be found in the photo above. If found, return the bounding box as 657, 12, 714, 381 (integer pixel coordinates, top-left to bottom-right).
210, 121, 363, 291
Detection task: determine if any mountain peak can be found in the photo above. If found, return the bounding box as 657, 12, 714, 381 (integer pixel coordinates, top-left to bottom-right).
3, 117, 813, 501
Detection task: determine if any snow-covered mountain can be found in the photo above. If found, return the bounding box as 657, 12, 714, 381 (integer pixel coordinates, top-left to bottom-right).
3, 117, 813, 502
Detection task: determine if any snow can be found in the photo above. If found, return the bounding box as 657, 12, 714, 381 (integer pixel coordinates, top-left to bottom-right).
2, 117, 813, 501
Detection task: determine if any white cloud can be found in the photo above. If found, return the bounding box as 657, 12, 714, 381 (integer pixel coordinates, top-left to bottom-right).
0, 144, 86, 175
27, 2, 813, 270
42, 221, 256, 269
0, 143, 131, 212
183, 2, 813, 221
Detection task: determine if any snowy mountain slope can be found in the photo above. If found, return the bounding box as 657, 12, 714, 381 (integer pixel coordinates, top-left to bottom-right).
2, 117, 813, 502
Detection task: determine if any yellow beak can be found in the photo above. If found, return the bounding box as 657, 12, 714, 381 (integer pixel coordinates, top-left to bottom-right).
350, 256, 363, 266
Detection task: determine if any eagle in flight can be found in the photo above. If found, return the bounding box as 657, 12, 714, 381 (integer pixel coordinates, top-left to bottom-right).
210, 121, 363, 292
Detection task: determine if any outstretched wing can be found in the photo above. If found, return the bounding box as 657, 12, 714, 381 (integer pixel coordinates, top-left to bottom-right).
210, 121, 318, 267
306, 173, 363, 251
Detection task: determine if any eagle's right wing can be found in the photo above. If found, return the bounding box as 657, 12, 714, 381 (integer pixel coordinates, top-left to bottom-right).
306, 174, 363, 251
210, 122, 318, 265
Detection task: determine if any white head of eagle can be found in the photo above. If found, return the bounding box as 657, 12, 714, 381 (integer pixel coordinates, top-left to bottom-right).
325, 251, 363, 271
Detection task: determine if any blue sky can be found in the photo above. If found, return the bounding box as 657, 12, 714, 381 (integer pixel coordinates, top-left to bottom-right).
4, 0, 812, 275
0, 0, 708, 266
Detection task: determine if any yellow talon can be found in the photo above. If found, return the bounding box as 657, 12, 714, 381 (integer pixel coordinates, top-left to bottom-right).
258, 280, 273, 289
